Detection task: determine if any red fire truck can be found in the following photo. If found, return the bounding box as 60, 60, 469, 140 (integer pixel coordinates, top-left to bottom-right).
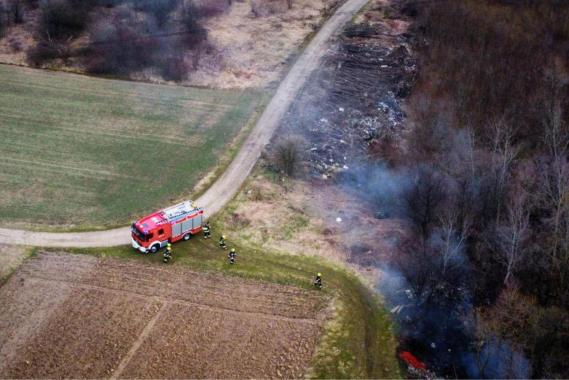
131, 201, 204, 253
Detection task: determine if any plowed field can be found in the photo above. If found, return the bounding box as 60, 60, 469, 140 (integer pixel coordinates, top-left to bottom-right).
0, 252, 328, 378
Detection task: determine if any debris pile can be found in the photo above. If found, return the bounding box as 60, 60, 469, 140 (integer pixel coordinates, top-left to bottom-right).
281, 20, 416, 177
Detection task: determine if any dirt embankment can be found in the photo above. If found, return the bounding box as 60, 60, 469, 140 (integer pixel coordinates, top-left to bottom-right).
0, 252, 328, 379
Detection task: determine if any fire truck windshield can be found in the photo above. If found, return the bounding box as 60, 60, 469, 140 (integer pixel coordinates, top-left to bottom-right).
131, 224, 147, 241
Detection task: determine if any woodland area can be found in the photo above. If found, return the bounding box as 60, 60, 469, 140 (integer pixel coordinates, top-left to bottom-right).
0, 0, 218, 79
0, 0, 307, 81
392, 0, 569, 377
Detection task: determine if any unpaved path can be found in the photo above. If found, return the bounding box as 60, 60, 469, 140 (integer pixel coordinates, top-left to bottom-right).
0, 0, 369, 248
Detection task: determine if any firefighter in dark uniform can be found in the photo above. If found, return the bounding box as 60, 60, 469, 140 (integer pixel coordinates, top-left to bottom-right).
203, 222, 211, 239
228, 248, 237, 264
163, 243, 172, 263
219, 235, 227, 249
313, 273, 322, 289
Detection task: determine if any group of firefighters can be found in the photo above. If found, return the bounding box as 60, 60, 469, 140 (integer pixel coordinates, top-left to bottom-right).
162, 222, 323, 289
163, 222, 237, 265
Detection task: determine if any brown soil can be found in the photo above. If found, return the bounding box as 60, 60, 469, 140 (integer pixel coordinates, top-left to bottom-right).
0, 251, 328, 379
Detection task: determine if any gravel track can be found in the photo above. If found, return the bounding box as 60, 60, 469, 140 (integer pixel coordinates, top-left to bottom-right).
0, 0, 369, 247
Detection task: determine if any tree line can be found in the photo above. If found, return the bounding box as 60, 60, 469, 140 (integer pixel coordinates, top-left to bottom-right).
390, 0, 569, 376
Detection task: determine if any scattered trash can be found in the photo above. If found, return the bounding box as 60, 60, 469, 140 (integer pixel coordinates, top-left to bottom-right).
279, 18, 416, 179
390, 305, 405, 314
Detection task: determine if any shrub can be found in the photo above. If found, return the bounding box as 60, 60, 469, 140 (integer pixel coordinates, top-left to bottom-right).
0, 5, 5, 37
27, 39, 69, 65
161, 55, 187, 81
9, 0, 25, 24
9, 37, 23, 51
133, 0, 178, 28
251, 0, 286, 17
180, 4, 207, 47
96, 0, 125, 7
86, 12, 158, 74
272, 137, 305, 177
37, 0, 91, 41
194, 0, 230, 17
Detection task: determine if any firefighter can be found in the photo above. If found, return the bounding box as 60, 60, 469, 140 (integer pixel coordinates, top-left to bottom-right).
228, 248, 237, 265
163, 243, 172, 264
219, 235, 227, 249
203, 222, 211, 239
313, 273, 322, 289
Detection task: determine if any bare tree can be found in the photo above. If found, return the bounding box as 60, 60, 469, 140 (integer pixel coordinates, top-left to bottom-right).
438, 209, 470, 275
490, 120, 519, 222
536, 95, 569, 292
490, 191, 530, 285
272, 137, 304, 177
405, 166, 447, 242
9, 0, 24, 24
0, 4, 5, 37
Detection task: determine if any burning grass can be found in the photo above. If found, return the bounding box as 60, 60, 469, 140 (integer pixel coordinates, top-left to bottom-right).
0, 64, 264, 229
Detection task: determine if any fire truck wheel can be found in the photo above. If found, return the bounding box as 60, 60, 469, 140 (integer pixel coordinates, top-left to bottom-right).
183, 233, 191, 241
150, 244, 160, 254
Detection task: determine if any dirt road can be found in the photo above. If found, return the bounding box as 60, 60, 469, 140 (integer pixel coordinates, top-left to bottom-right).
0, 252, 327, 378
0, 0, 369, 248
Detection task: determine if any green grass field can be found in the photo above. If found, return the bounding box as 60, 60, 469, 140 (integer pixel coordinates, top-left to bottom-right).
0, 65, 261, 228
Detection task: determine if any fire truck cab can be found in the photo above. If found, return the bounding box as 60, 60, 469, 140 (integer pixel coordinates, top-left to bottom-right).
131, 201, 204, 253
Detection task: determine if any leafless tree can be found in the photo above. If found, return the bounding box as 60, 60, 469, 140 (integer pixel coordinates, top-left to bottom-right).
490, 120, 519, 222
9, 0, 24, 24
0, 4, 5, 37
405, 166, 447, 242
535, 93, 569, 290
272, 137, 305, 177
438, 209, 470, 275
490, 192, 530, 285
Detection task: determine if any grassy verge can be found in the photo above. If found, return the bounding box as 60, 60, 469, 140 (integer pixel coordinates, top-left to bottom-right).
61, 230, 400, 378
0, 245, 37, 286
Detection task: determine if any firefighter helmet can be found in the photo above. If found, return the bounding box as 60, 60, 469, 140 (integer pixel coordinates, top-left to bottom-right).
231, 248, 236, 252
167, 243, 172, 247
317, 273, 322, 277
222, 235, 226, 239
